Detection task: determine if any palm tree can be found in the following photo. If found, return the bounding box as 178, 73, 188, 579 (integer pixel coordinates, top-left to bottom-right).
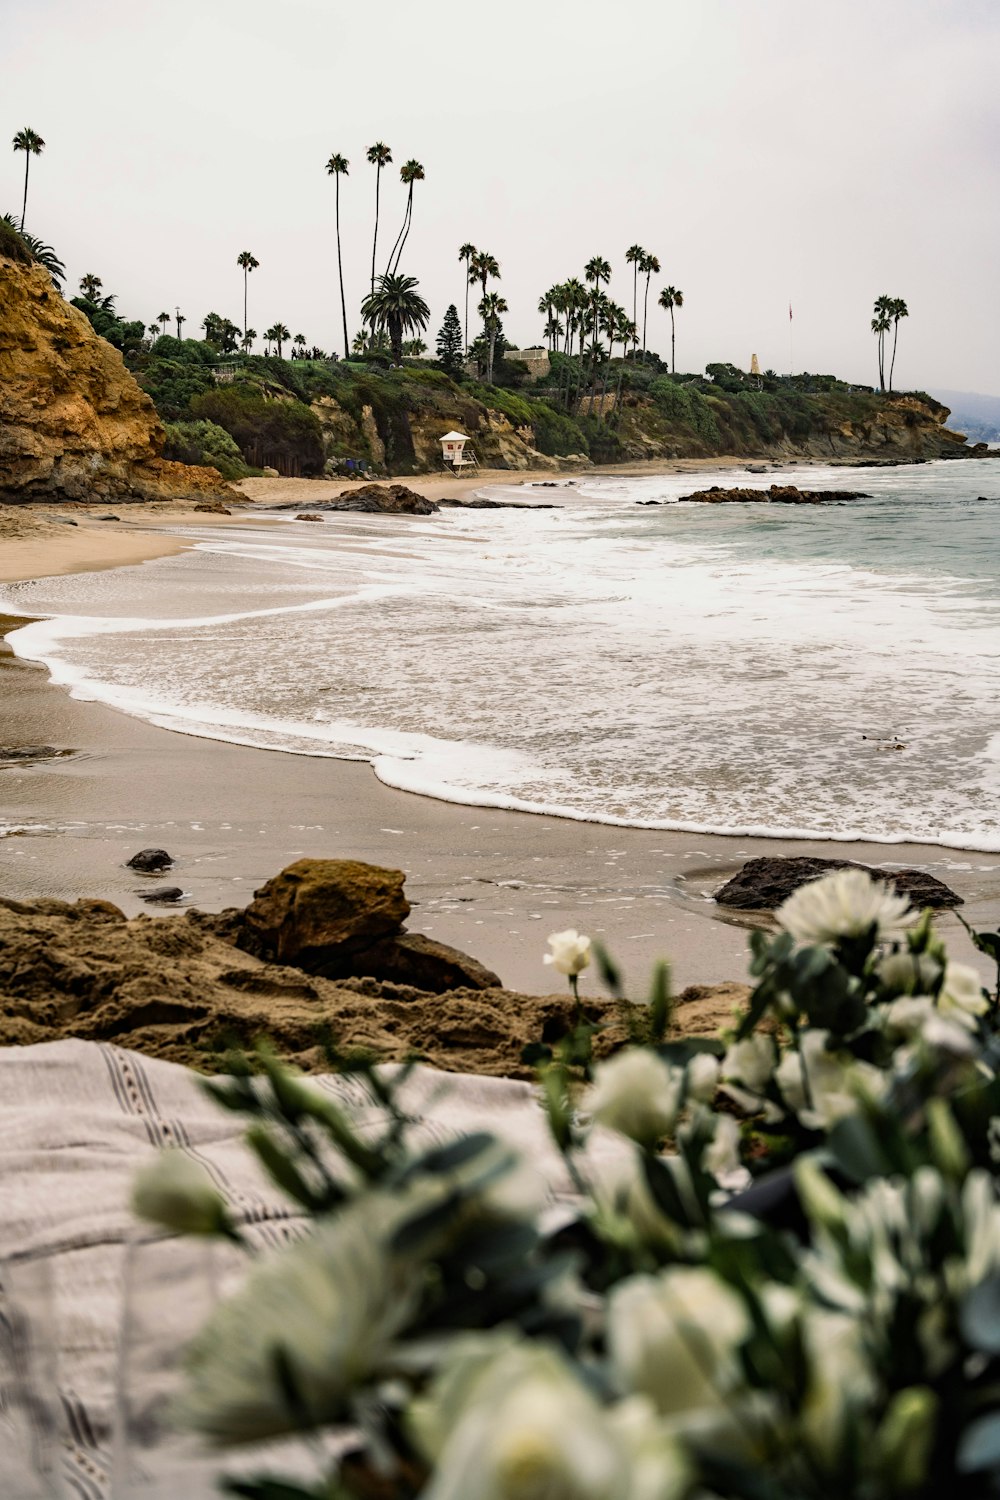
79, 272, 103, 302
888, 297, 909, 392
388, 159, 425, 275
872, 295, 893, 390
265, 322, 291, 358
366, 142, 392, 297
158, 311, 170, 338
12, 127, 45, 232
561, 278, 586, 356
360, 273, 430, 366
236, 251, 259, 343
325, 153, 350, 360
478, 292, 509, 385
458, 243, 477, 353
293, 333, 307, 358
175, 308, 185, 339
147, 322, 160, 341
625, 244, 645, 356
241, 327, 257, 353
469, 249, 500, 312
584, 256, 611, 359
657, 285, 684, 374
640, 252, 660, 355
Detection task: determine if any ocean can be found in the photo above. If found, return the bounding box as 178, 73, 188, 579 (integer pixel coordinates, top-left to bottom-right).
4, 459, 1000, 852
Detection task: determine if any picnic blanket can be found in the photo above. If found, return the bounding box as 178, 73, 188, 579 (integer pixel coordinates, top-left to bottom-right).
0, 1039, 614, 1497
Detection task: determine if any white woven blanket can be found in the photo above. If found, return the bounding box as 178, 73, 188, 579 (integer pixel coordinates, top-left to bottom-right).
0, 1039, 610, 1497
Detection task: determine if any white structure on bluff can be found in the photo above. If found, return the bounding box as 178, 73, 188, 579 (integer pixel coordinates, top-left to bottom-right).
440, 430, 478, 469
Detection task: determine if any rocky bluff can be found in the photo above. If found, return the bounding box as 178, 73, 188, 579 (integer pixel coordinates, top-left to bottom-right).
0, 249, 234, 503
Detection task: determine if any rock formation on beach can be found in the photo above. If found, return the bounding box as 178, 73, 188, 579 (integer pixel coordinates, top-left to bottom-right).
0, 249, 236, 503
714, 855, 962, 910
0, 858, 745, 1077
679, 484, 871, 505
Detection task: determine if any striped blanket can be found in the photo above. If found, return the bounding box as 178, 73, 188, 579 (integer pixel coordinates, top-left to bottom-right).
0, 1039, 610, 1497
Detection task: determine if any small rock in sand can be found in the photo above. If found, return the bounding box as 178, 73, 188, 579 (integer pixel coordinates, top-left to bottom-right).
126, 848, 174, 873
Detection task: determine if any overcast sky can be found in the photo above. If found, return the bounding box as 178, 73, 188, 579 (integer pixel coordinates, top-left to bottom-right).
3, 0, 998, 394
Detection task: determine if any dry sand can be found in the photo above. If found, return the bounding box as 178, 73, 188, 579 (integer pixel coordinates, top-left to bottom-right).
1, 469, 997, 999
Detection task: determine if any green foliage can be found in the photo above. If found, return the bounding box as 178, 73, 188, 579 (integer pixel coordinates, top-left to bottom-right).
137, 337, 217, 420
465, 382, 589, 457
190, 384, 324, 475
435, 304, 464, 375
0, 214, 32, 265
649, 376, 721, 445
162, 420, 250, 480
0, 212, 64, 286
71, 294, 147, 359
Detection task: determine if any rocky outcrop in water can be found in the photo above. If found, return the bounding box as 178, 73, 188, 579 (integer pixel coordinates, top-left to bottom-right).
0, 252, 236, 503
680, 484, 871, 505
714, 856, 962, 910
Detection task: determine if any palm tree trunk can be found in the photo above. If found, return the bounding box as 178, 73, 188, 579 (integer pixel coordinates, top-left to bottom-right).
243, 272, 248, 343
670, 309, 676, 375
336, 176, 349, 360
371, 164, 382, 298
387, 188, 411, 276
21, 153, 30, 232
642, 273, 651, 356
632, 267, 638, 358
889, 319, 899, 392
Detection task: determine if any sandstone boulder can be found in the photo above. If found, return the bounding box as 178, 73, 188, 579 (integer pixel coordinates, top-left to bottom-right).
714, 856, 962, 911
350, 932, 501, 993
238, 858, 410, 971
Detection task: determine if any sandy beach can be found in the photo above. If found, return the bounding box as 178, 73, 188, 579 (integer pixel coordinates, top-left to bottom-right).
2, 469, 998, 997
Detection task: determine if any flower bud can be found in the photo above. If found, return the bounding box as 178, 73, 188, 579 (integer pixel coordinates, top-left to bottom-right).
543, 929, 592, 977
132, 1149, 232, 1238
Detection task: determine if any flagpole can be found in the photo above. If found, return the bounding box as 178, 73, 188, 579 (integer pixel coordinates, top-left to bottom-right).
788, 302, 793, 378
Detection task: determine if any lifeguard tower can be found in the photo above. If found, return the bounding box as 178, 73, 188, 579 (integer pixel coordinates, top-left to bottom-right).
439, 430, 478, 471
750, 353, 763, 391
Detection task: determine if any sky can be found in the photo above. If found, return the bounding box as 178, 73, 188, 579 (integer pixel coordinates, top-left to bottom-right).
3, 0, 999, 394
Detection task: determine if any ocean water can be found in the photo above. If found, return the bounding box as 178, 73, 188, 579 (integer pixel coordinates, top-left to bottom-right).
4, 459, 1000, 850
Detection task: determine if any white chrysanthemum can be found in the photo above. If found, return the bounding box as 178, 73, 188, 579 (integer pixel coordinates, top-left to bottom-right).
777, 868, 915, 947
608, 1266, 750, 1417
132, 1149, 230, 1238
587, 1049, 682, 1144
938, 962, 989, 1029
415, 1341, 630, 1500
544, 928, 592, 977
178, 1194, 418, 1443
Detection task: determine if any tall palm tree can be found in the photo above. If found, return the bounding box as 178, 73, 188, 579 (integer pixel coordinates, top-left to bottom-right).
888, 297, 909, 392
366, 142, 392, 297
640, 252, 660, 355
325, 153, 350, 359
561, 278, 586, 356
236, 251, 259, 343
584, 256, 611, 358
158, 311, 171, 338
478, 291, 509, 385
469, 249, 500, 312
175, 307, 185, 339
293, 333, 307, 357
241, 327, 257, 352
872, 294, 893, 390
12, 127, 45, 232
79, 272, 103, 302
360, 273, 430, 366
265, 322, 290, 358
387, 159, 425, 275
657, 285, 684, 374
458, 243, 477, 353
625, 244, 645, 356
148, 322, 160, 341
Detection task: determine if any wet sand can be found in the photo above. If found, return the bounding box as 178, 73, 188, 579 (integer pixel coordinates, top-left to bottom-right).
1, 473, 997, 997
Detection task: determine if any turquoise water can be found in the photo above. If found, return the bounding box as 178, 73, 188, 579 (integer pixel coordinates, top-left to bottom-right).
4, 458, 1000, 849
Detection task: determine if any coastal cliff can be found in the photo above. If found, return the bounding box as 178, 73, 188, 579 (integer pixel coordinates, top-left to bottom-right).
0, 250, 235, 503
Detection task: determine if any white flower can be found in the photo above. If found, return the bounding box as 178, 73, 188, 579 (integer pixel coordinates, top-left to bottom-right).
178, 1194, 418, 1443
544, 928, 592, 977
589, 1153, 681, 1253
132, 1150, 231, 1238
610, 1396, 690, 1500
722, 1034, 776, 1094
777, 868, 915, 947
799, 1307, 873, 1463
877, 951, 941, 995
774, 1029, 884, 1130
938, 962, 988, 1029
415, 1341, 630, 1500
608, 1266, 750, 1417
587, 1049, 682, 1145
702, 1114, 747, 1189
686, 1052, 720, 1103
883, 995, 935, 1038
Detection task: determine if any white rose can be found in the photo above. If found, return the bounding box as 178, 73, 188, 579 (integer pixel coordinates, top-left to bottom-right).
590, 1152, 681, 1253
777, 868, 915, 947
132, 1149, 231, 1238
178, 1194, 418, 1443
416, 1342, 629, 1500
722, 1034, 776, 1094
686, 1052, 720, 1103
544, 928, 592, 977
609, 1396, 690, 1500
938, 962, 988, 1029
587, 1049, 682, 1145
702, 1114, 747, 1189
883, 995, 936, 1038
774, 1029, 884, 1131
608, 1266, 750, 1417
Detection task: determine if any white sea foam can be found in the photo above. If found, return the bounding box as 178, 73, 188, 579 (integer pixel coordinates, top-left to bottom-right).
4, 462, 1000, 850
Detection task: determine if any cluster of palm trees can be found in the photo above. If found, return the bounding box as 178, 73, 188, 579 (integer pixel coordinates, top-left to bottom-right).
871, 294, 908, 392
537, 249, 685, 372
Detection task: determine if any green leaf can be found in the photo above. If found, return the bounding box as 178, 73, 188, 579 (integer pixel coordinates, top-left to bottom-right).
960, 1276, 1000, 1355
641, 1154, 693, 1227
409, 1132, 497, 1177
647, 961, 673, 1040
827, 1113, 895, 1183
592, 939, 623, 997
245, 1126, 329, 1211
957, 1411, 1000, 1473
521, 1041, 552, 1068
222, 1479, 328, 1500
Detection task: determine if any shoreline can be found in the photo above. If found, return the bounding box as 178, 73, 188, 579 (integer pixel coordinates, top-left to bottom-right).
1, 462, 998, 995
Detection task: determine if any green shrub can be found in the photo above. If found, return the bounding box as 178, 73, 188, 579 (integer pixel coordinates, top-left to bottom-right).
162, 420, 250, 480
190, 385, 324, 476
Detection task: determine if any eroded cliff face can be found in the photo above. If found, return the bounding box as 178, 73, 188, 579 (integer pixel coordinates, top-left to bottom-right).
0, 255, 234, 502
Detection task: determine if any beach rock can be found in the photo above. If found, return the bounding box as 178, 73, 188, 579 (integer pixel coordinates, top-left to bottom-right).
332, 483, 439, 515
126, 848, 174, 873
193, 501, 231, 514
0, 252, 238, 504
714, 856, 962, 911
238, 858, 411, 971
681, 484, 871, 505
349, 933, 502, 993
0, 745, 61, 762
141, 887, 184, 904
295, 512, 324, 521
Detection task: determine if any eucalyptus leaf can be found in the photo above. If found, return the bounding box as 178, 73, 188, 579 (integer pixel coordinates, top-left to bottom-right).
960, 1275, 1000, 1355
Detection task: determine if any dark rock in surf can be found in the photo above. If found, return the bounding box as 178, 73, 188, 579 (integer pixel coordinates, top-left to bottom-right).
126, 848, 175, 873
714, 856, 962, 911
141, 887, 185, 904
680, 484, 871, 505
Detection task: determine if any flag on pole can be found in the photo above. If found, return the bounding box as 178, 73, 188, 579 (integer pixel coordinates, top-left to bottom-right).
789, 303, 793, 321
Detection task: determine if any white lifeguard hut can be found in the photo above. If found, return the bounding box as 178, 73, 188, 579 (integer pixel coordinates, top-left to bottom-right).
440, 430, 478, 470
749, 353, 763, 390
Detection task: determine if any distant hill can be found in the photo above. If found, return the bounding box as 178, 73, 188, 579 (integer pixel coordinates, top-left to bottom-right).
928, 389, 1000, 444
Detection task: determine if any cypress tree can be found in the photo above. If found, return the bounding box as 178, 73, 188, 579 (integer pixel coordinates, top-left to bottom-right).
435, 304, 464, 376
